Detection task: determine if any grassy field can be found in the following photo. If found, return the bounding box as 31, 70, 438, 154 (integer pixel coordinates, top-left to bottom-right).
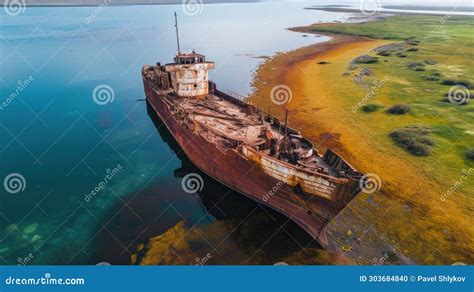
250, 15, 473, 264
307, 15, 474, 194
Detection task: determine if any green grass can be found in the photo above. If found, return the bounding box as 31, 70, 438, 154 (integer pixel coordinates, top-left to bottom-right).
306, 15, 474, 263
310, 15, 474, 171
310, 15, 473, 45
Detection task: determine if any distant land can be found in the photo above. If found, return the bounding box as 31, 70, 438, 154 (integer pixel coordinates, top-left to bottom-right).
5, 1, 474, 12
309, 5, 474, 14
383, 4, 474, 12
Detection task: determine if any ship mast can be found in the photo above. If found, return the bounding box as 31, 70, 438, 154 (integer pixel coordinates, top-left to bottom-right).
174, 12, 181, 55
283, 109, 289, 153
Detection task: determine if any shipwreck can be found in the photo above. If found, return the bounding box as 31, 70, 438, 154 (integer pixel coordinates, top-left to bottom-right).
141, 13, 363, 248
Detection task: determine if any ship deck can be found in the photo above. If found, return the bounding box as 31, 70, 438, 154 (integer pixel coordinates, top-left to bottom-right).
162, 91, 340, 178
181, 94, 282, 144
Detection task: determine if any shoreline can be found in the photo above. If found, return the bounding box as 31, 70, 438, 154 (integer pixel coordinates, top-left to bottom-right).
250, 26, 401, 263
249, 14, 473, 264
308, 7, 474, 17
250, 26, 389, 154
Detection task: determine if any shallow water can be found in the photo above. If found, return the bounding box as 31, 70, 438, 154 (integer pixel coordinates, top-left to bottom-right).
0, 2, 357, 265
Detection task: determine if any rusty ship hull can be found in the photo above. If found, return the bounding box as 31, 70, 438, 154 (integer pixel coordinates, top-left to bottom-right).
141, 13, 363, 246
142, 60, 363, 248
144, 80, 330, 246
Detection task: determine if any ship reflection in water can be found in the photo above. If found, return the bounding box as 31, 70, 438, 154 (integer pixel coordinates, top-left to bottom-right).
92, 102, 325, 265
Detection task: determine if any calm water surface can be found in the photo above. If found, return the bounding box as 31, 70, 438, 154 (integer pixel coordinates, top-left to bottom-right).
0, 3, 351, 264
